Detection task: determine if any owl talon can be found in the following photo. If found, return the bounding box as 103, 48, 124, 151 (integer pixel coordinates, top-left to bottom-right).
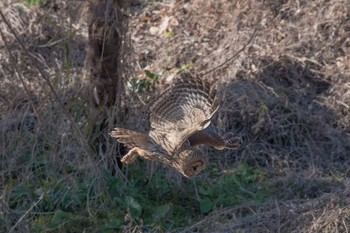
121, 148, 139, 164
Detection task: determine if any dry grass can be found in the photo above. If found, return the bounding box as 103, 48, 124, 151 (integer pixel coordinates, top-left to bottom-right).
180, 185, 350, 232
1, 0, 350, 232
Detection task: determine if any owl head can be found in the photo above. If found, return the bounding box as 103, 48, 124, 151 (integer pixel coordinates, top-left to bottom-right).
175, 148, 206, 177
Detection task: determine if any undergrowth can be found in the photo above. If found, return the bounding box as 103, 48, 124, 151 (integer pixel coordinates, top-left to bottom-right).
4, 160, 272, 232
1, 0, 350, 232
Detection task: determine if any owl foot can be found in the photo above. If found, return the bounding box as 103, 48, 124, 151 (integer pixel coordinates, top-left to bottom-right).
121, 147, 140, 164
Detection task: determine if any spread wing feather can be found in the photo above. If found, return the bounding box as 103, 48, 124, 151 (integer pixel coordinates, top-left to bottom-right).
110, 128, 156, 150
149, 73, 219, 153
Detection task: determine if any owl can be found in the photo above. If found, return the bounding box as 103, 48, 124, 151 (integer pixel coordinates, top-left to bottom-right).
110, 73, 241, 177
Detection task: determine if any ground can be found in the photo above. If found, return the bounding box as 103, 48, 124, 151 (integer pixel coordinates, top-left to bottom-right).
1, 0, 350, 232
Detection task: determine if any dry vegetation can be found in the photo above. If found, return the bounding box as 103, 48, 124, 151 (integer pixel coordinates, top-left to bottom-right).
1, 0, 350, 232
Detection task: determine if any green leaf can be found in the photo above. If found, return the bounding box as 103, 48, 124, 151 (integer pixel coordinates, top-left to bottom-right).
198, 185, 210, 195
200, 197, 213, 213
164, 31, 174, 38
260, 103, 267, 112
176, 62, 194, 74
144, 70, 160, 81
24, 0, 46, 7
152, 204, 172, 221
65, 41, 71, 75
136, 79, 150, 92
50, 210, 71, 227
105, 219, 121, 229
36, 38, 64, 48
12, 185, 32, 198
125, 196, 142, 217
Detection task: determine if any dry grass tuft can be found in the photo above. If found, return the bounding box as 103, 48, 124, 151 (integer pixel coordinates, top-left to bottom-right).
181, 183, 350, 232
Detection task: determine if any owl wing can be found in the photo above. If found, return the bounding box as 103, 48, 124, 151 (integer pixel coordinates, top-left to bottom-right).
110, 128, 155, 149
149, 73, 219, 154
188, 124, 241, 150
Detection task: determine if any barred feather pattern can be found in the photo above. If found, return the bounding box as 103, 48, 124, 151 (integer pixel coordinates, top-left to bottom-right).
110, 73, 240, 177
149, 73, 219, 154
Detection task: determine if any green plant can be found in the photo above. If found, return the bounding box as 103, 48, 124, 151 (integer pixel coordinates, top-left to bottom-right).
22, 0, 46, 7
4, 144, 274, 232
197, 163, 273, 214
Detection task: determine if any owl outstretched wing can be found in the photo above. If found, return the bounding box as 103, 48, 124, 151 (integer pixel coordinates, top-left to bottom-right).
110, 73, 240, 177
149, 73, 219, 154
110, 128, 154, 149
110, 127, 206, 177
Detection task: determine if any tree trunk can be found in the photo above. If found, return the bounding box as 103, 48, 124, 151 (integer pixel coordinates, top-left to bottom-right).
86, 0, 128, 170
87, 0, 127, 116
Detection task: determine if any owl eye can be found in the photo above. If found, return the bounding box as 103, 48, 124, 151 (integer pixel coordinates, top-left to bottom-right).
192, 166, 198, 171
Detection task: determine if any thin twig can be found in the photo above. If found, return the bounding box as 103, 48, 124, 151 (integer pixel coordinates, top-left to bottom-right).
200, 28, 258, 78
0, 8, 94, 156
9, 193, 44, 233
0, 26, 42, 126
199, 1, 264, 78
192, 178, 201, 202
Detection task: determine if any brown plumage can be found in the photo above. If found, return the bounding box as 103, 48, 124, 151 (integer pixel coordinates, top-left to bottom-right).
110, 73, 240, 177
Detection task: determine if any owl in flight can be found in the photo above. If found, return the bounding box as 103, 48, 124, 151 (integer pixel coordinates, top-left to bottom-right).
111, 73, 241, 177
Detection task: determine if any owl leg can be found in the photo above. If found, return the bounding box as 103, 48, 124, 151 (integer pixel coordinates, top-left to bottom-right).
121, 147, 155, 164
121, 147, 140, 164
